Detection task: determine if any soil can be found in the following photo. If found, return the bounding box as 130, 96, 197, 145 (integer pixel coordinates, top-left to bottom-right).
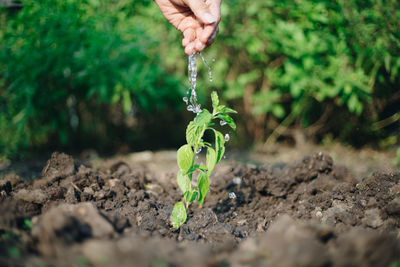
1, 151, 399, 266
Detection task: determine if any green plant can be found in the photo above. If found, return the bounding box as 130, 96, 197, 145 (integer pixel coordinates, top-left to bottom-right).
171, 91, 236, 228
23, 219, 33, 230
0, 0, 183, 157
393, 147, 400, 171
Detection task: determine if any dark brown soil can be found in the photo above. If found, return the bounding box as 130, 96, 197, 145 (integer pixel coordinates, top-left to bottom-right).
1, 151, 399, 266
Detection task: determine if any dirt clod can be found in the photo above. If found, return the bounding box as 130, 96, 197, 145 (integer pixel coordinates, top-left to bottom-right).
14, 189, 48, 204
31, 202, 115, 256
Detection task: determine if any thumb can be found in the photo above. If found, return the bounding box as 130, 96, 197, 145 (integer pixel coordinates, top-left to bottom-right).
184, 0, 216, 24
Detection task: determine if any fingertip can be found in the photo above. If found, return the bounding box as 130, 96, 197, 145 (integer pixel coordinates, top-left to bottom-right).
183, 28, 196, 44
195, 40, 206, 52
185, 47, 194, 55
182, 38, 189, 47
185, 42, 195, 55
199, 34, 209, 44
200, 26, 215, 43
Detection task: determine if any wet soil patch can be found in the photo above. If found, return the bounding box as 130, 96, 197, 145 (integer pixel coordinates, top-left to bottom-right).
1, 151, 399, 266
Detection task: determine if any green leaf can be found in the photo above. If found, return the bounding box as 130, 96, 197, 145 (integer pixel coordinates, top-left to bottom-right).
186, 121, 205, 146
272, 104, 285, 118
184, 189, 198, 203
348, 94, 363, 115
214, 130, 226, 163
206, 147, 217, 175
200, 141, 212, 147
194, 109, 213, 126
219, 147, 225, 163
177, 170, 191, 194
211, 91, 219, 110
172, 202, 187, 229
217, 113, 236, 130
23, 219, 33, 229
215, 105, 238, 116
197, 171, 210, 206
177, 144, 193, 172
216, 105, 226, 113
122, 89, 132, 114
187, 166, 197, 175
221, 107, 238, 114
186, 121, 197, 146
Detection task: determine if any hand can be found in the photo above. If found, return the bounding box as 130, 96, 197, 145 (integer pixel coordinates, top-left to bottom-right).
154, 0, 221, 55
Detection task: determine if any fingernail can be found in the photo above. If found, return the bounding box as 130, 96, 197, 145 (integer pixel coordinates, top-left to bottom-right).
204, 13, 216, 24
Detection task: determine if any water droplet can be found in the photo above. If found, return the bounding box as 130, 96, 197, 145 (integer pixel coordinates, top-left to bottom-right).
187, 105, 193, 111
192, 104, 201, 114
199, 52, 213, 82
229, 192, 236, 199
220, 120, 227, 126
212, 58, 216, 62
232, 177, 241, 185
183, 97, 188, 104
196, 147, 202, 154
224, 133, 230, 142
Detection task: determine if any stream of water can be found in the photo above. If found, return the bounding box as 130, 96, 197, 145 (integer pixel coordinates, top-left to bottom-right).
184, 52, 230, 148
184, 52, 213, 114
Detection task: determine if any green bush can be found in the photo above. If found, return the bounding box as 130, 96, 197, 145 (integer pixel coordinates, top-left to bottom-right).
0, 0, 184, 157
216, 0, 400, 145
141, 0, 400, 146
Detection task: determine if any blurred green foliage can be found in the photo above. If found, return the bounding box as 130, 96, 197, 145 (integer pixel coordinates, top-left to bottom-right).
1, 0, 400, 157
140, 0, 400, 146
211, 0, 400, 144
0, 0, 184, 157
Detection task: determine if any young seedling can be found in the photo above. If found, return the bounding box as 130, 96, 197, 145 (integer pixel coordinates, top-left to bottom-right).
172, 91, 237, 228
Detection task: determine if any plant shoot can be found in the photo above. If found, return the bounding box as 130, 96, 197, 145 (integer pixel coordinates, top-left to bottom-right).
172, 91, 237, 229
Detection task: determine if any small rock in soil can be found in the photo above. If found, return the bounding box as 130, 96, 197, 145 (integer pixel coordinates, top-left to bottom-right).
386, 197, 400, 215
362, 208, 384, 229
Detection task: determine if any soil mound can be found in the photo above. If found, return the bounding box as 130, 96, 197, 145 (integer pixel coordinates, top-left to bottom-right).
1, 152, 399, 266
